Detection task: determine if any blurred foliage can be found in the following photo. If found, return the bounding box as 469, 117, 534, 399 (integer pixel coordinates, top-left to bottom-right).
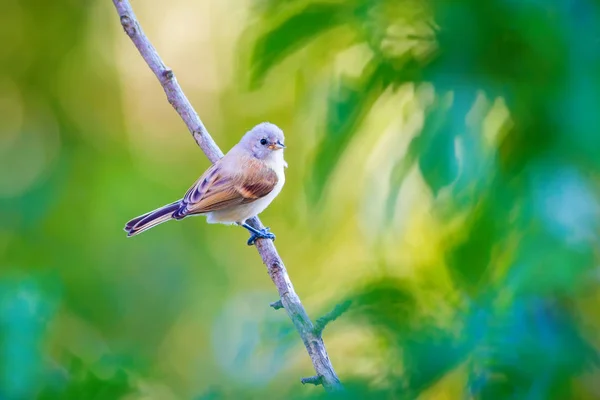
244, 0, 600, 398
2, 0, 600, 399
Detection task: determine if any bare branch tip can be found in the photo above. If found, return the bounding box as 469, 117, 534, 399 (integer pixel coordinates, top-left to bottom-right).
301, 375, 323, 386
314, 300, 352, 336
269, 300, 284, 310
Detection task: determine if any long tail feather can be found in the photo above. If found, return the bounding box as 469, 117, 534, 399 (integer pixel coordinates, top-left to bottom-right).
125, 201, 181, 237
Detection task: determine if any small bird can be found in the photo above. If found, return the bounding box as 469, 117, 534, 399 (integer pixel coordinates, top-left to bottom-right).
124, 122, 287, 245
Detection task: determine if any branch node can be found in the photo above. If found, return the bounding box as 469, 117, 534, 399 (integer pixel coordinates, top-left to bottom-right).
119, 15, 136, 37
270, 300, 284, 310
301, 375, 323, 386
314, 301, 352, 336
162, 69, 174, 80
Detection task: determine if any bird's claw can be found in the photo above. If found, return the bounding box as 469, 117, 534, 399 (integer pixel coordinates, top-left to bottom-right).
247, 227, 276, 246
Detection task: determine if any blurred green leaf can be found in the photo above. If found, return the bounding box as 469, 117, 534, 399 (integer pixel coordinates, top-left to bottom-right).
445, 199, 497, 296
385, 128, 423, 220
47, 370, 131, 400
346, 278, 416, 336
417, 97, 461, 196
310, 59, 395, 202
38, 354, 133, 400
250, 2, 353, 87
402, 321, 471, 397
385, 90, 460, 216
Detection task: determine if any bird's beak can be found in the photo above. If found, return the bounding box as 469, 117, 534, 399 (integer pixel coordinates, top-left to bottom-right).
269, 140, 286, 150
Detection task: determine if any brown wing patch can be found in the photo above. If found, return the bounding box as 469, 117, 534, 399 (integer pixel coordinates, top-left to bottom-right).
179, 157, 279, 216
237, 185, 260, 199
239, 180, 276, 202
190, 185, 241, 212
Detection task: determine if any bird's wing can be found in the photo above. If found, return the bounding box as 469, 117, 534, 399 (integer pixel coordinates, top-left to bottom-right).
180, 157, 279, 215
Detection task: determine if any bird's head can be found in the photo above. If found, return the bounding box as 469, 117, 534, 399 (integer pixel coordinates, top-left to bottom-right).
242, 122, 286, 161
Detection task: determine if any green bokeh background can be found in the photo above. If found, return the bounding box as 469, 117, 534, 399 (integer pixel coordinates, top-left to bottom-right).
1, 0, 600, 399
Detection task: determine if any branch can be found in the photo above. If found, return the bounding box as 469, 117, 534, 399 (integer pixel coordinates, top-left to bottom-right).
112, 0, 342, 392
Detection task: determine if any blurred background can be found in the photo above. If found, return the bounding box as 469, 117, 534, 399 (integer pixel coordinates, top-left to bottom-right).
1, 0, 600, 398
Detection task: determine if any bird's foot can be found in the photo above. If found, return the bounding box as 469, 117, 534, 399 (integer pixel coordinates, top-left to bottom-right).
241, 222, 276, 246
247, 227, 276, 246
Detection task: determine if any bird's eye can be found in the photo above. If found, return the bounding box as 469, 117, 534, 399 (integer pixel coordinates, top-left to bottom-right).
260, 138, 268, 145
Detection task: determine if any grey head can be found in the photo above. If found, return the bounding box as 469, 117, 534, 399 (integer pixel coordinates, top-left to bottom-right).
240, 122, 286, 160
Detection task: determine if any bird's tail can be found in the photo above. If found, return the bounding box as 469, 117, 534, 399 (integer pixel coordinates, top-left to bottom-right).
124, 201, 181, 237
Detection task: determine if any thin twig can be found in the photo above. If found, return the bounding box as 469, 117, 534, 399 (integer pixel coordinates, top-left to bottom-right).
270, 299, 284, 310
301, 375, 323, 386
314, 301, 352, 337
112, 0, 342, 392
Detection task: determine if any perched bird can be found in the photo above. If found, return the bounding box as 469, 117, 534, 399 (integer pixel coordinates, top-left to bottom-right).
124, 122, 287, 245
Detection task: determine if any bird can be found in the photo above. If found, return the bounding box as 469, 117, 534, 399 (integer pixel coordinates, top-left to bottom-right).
124, 122, 287, 245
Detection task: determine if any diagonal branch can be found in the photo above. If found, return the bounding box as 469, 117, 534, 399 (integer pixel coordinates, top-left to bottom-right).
112, 0, 342, 392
